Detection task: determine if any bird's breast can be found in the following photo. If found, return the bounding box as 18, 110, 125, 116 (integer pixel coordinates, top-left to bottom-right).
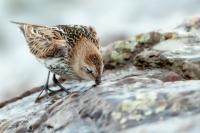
36, 57, 75, 78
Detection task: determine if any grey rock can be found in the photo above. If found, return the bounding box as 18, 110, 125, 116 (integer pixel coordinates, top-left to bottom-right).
1, 18, 200, 133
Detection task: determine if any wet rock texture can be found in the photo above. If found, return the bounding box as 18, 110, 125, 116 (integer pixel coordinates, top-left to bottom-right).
1, 17, 200, 133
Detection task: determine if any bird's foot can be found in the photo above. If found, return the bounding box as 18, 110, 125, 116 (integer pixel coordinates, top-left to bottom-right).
52, 74, 71, 94
35, 84, 50, 102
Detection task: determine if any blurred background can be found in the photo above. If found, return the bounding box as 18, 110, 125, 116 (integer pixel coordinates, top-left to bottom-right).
0, 0, 200, 101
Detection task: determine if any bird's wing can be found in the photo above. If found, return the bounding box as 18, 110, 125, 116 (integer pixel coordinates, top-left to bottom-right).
12, 21, 67, 58
57, 25, 100, 49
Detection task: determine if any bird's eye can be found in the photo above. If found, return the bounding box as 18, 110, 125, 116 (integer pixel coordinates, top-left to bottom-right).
86, 68, 93, 74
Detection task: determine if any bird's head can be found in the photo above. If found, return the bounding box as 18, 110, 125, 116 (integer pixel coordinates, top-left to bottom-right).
71, 38, 104, 85
80, 53, 103, 84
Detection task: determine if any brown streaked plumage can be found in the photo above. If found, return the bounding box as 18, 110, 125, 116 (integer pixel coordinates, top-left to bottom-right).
12, 21, 104, 100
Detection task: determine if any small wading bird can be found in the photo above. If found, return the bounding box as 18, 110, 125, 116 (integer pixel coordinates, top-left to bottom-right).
12, 21, 104, 101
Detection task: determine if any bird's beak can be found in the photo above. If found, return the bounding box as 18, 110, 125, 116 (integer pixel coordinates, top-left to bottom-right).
95, 76, 101, 85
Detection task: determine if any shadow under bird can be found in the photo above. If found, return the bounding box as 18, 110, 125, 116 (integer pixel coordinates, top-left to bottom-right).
12, 21, 104, 101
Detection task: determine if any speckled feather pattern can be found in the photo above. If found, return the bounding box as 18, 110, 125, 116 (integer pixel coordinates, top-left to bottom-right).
13, 22, 101, 79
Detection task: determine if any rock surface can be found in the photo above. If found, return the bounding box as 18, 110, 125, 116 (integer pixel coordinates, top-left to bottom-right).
1, 17, 200, 133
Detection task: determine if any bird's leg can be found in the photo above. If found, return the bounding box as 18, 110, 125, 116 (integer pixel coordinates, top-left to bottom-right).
52, 74, 70, 94
35, 71, 51, 102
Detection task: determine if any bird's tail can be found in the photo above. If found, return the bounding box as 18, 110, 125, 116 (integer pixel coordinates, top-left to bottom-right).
11, 21, 46, 27
10, 21, 28, 35
10, 21, 26, 26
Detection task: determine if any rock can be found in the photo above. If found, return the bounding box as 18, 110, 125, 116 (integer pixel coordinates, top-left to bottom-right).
177, 16, 200, 32
103, 38, 136, 68
0, 66, 200, 133
134, 33, 200, 79
103, 31, 179, 69
162, 71, 182, 82
135, 32, 164, 44
125, 114, 200, 133
1, 17, 200, 133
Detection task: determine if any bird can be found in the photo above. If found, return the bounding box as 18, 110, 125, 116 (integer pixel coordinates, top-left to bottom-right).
12, 21, 104, 101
